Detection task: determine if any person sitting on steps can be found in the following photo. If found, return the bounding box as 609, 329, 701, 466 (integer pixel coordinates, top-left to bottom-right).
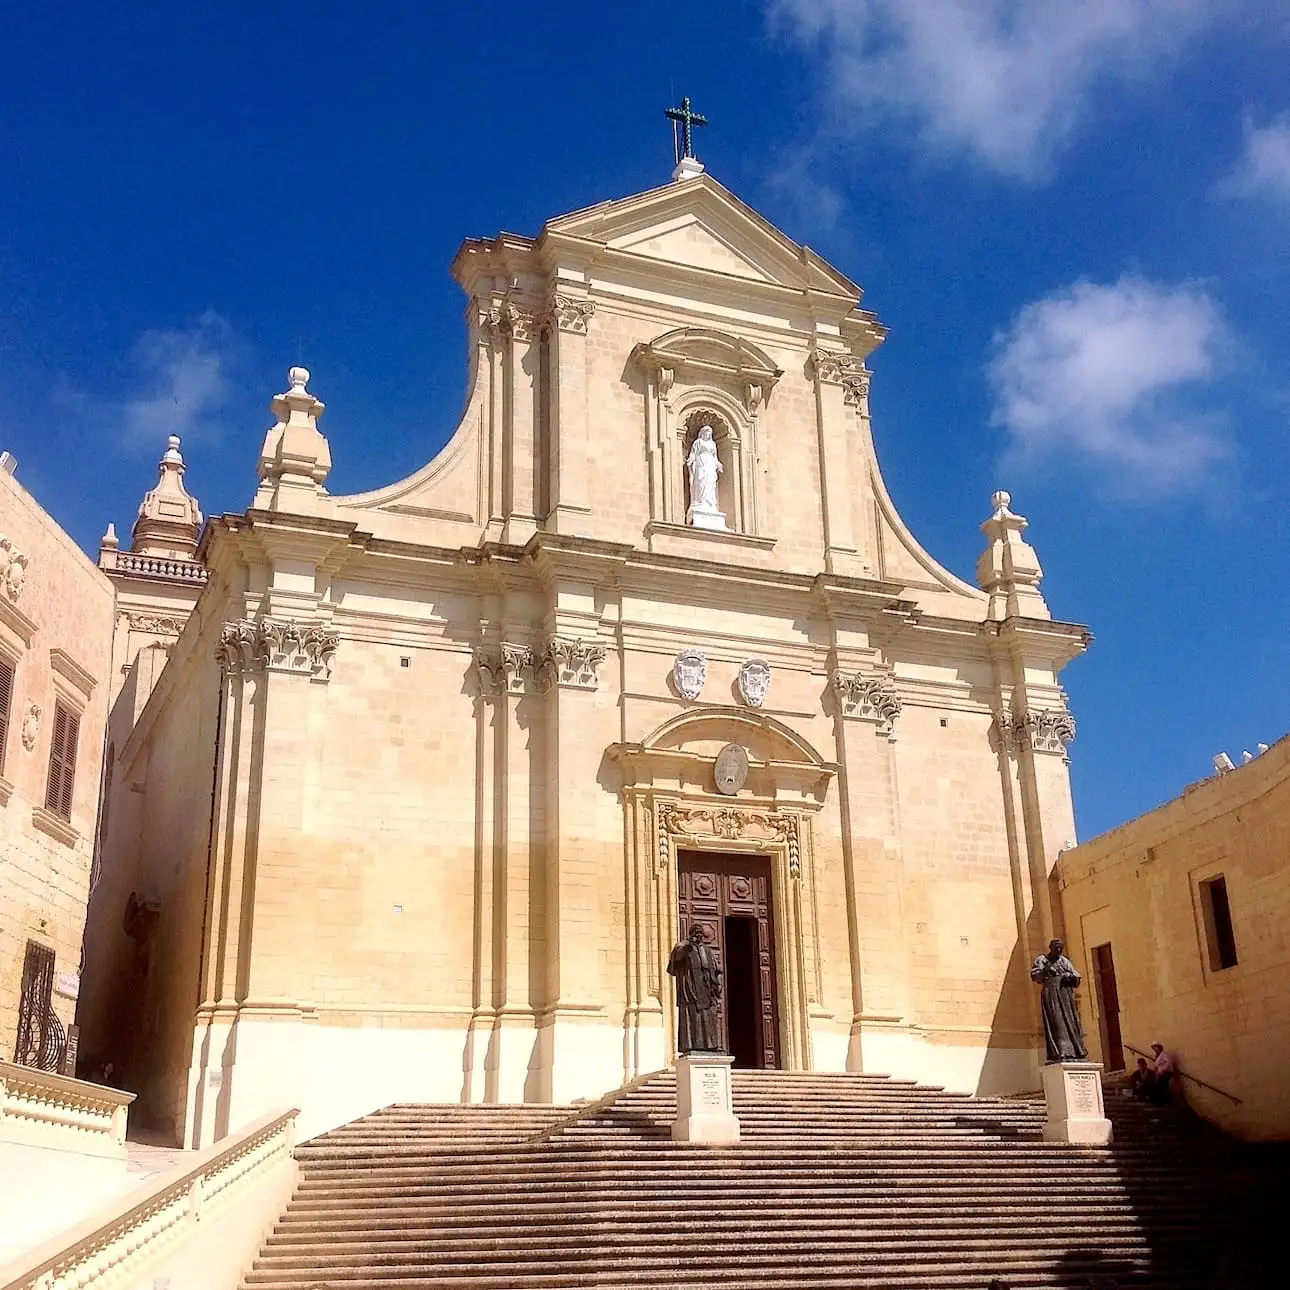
1149, 1043, 1175, 1106
1129, 1056, 1153, 1100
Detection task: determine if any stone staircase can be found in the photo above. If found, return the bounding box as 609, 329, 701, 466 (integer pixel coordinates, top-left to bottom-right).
243, 1069, 1282, 1289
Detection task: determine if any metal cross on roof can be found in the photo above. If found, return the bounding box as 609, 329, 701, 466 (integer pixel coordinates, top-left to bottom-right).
665, 96, 708, 163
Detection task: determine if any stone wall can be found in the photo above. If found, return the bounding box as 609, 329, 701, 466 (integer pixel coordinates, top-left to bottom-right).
0, 465, 114, 1067
1059, 736, 1290, 1139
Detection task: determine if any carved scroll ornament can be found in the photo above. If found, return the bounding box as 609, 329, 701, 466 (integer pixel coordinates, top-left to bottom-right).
0, 534, 29, 601
656, 801, 802, 879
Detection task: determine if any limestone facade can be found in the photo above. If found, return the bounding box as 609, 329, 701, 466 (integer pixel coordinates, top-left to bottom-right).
1059, 736, 1290, 1139
0, 456, 114, 1069
78, 174, 1089, 1146
76, 437, 207, 1088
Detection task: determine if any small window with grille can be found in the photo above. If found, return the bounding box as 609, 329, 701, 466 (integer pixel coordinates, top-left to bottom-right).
15, 940, 64, 1070
44, 701, 80, 822
0, 654, 14, 776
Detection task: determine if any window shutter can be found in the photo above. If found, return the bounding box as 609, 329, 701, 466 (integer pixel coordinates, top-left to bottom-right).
0, 656, 13, 775
60, 709, 79, 819
44, 703, 79, 820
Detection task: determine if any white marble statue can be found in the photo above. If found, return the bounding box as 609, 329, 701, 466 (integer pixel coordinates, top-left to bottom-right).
685, 425, 727, 530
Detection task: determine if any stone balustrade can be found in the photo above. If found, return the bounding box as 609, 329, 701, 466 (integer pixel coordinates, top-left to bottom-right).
0, 1108, 298, 1290
0, 1062, 133, 1162
101, 550, 208, 583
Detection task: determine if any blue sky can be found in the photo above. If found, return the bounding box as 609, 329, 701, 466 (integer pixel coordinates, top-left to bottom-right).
2, 2, 1287, 839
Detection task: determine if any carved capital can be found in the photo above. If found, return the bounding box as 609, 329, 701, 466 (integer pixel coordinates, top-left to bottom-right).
476, 301, 503, 342
475, 643, 534, 696
1016, 707, 1077, 758
499, 300, 541, 343
544, 293, 595, 334
0, 534, 30, 602
810, 350, 870, 405
216, 618, 338, 680
832, 671, 902, 734
656, 802, 803, 879
538, 636, 607, 691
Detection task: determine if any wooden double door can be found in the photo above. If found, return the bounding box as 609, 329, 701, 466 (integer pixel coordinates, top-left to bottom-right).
676, 851, 781, 1069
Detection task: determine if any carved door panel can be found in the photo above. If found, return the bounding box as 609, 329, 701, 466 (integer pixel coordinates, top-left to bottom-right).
677, 852, 780, 1069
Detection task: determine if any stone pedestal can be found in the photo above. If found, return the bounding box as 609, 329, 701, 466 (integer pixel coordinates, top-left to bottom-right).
686, 503, 729, 532
672, 1053, 740, 1144
1041, 1060, 1112, 1145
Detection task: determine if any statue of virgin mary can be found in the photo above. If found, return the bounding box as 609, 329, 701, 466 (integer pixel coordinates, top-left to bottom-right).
685, 424, 726, 529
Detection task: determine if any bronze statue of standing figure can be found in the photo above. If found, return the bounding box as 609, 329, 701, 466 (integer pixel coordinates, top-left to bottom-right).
1030, 937, 1088, 1062
668, 924, 724, 1054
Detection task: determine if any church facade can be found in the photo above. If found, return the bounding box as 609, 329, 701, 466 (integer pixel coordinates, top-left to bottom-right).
80, 170, 1089, 1146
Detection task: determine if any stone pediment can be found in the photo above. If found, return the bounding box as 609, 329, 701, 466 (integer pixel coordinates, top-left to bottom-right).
544, 176, 860, 299
633, 327, 783, 390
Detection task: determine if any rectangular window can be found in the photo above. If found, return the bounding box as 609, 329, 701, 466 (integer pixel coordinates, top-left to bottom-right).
1199, 875, 1239, 971
44, 702, 80, 822
0, 655, 13, 776
14, 940, 56, 1068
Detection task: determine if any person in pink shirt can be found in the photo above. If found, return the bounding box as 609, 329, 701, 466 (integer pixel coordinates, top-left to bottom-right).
1150, 1043, 1175, 1105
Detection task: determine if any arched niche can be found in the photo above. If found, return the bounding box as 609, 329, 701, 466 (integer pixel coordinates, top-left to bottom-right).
632, 328, 781, 536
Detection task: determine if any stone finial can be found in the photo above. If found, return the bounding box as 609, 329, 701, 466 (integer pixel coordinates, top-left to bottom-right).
129, 435, 204, 559
976, 489, 1051, 621
100, 523, 119, 550
253, 366, 333, 514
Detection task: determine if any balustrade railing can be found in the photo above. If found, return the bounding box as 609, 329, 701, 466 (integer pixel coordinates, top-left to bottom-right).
107, 552, 208, 583
0, 1108, 297, 1290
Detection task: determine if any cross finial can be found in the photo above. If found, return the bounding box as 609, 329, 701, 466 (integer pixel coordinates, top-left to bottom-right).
665, 95, 707, 163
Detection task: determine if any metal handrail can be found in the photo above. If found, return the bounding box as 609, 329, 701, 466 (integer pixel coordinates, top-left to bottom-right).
1124, 1042, 1243, 1105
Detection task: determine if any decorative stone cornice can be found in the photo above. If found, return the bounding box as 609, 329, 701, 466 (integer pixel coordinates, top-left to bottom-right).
832, 671, 902, 734
0, 534, 29, 602
538, 636, 607, 691
544, 293, 596, 335
656, 802, 803, 879
215, 618, 338, 680
474, 643, 535, 696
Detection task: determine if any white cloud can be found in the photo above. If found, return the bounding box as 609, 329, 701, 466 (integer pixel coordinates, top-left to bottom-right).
1220, 113, 1290, 202
769, 0, 1219, 177
55, 311, 236, 451
988, 276, 1231, 495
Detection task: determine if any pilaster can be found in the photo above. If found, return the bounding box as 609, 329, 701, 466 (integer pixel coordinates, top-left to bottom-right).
829, 662, 910, 1069
810, 349, 864, 576
543, 290, 596, 536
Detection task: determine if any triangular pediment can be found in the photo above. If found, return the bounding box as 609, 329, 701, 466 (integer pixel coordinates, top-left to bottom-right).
544, 175, 860, 298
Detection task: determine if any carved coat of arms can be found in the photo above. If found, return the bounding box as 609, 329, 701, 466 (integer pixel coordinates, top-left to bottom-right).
738, 658, 771, 708
673, 648, 707, 701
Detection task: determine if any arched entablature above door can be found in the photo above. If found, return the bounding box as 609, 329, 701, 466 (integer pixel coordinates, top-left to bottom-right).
632, 328, 783, 537
622, 705, 836, 804
607, 704, 833, 1075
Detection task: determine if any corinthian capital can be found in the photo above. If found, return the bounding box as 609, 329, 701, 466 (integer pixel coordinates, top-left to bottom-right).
537, 636, 607, 691
544, 293, 596, 334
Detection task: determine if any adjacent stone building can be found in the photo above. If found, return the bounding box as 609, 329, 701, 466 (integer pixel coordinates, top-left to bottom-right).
78, 168, 1089, 1147
0, 452, 115, 1071
1059, 736, 1290, 1139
